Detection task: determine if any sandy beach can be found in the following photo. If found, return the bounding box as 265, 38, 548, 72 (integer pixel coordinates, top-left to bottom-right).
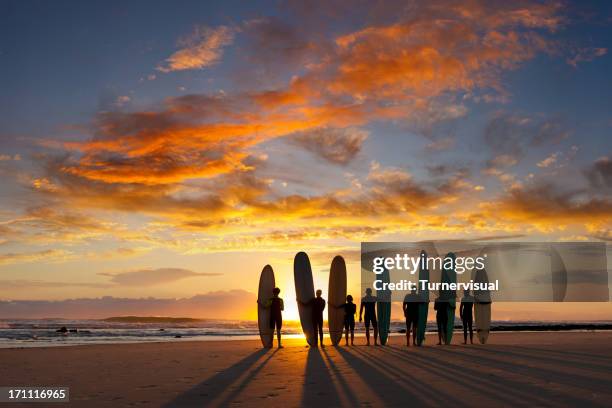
1, 331, 611, 407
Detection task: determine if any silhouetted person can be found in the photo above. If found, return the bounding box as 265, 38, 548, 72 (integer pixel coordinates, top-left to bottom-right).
403, 288, 419, 346
342, 295, 356, 346
359, 288, 378, 346
460, 289, 474, 344
434, 297, 448, 345
301, 289, 326, 347
268, 287, 284, 348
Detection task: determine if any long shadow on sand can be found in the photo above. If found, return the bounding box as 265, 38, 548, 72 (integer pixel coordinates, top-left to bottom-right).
511, 344, 612, 362
320, 347, 360, 407
301, 347, 342, 407
461, 344, 612, 375
433, 345, 611, 395
383, 345, 607, 406
382, 346, 546, 406
505, 344, 612, 365
163, 348, 275, 407
336, 346, 456, 407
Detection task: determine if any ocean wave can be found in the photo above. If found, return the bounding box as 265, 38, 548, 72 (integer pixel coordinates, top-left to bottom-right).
1, 319, 611, 348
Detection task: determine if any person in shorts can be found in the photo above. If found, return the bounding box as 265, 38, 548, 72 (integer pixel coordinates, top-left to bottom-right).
403, 288, 419, 346
460, 289, 474, 344
342, 295, 356, 346
435, 296, 448, 345
359, 288, 378, 346
267, 287, 284, 348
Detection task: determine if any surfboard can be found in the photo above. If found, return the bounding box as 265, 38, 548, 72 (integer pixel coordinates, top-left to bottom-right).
474, 267, 492, 344
294, 251, 316, 346
442, 252, 457, 345
550, 246, 567, 302
416, 250, 429, 346
257, 265, 275, 348
328, 255, 347, 346
377, 268, 392, 345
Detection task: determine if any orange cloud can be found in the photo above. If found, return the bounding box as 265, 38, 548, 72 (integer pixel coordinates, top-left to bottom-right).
482, 182, 612, 226
47, 1, 563, 190
23, 0, 604, 257
330, 1, 559, 100
157, 25, 236, 72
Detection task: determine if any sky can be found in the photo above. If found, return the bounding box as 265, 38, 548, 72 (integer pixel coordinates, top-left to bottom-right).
0, 0, 611, 320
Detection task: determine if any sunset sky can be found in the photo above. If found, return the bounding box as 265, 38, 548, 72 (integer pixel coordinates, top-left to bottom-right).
0, 0, 610, 320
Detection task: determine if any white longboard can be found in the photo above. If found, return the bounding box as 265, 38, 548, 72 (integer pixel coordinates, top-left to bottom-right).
474, 268, 492, 344
294, 252, 316, 346
328, 256, 347, 346
257, 265, 275, 348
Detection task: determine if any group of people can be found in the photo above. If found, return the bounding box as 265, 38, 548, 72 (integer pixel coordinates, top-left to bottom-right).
260, 287, 475, 348
397, 288, 475, 346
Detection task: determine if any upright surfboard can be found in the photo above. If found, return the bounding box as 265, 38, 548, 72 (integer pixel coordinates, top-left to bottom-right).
328, 256, 347, 346
377, 268, 392, 345
474, 267, 492, 344
416, 250, 429, 346
294, 252, 316, 346
257, 265, 275, 348
441, 252, 457, 345
550, 246, 567, 302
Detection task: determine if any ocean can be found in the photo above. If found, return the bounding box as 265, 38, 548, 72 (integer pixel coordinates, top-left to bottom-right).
1, 318, 611, 348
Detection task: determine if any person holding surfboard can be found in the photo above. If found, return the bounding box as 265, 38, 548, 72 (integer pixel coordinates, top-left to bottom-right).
460, 289, 474, 344
299, 289, 326, 347
434, 296, 448, 345
263, 287, 284, 348
403, 288, 419, 346
359, 288, 379, 346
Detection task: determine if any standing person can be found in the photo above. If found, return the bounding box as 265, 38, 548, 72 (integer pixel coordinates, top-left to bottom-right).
359, 288, 379, 346
342, 295, 356, 346
267, 287, 284, 348
301, 289, 326, 347
434, 297, 448, 345
460, 289, 474, 344
403, 288, 419, 346
313, 290, 326, 347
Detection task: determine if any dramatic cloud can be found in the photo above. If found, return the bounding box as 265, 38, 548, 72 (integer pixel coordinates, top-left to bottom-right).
12, 0, 603, 257
98, 268, 222, 287
158, 25, 236, 72
49, 1, 563, 189
330, 0, 561, 101
289, 127, 368, 164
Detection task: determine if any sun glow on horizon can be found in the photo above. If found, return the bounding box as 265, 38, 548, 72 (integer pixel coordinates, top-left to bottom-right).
0, 0, 610, 322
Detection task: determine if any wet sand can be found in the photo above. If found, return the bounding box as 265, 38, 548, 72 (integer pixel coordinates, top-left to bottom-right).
1, 332, 611, 407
